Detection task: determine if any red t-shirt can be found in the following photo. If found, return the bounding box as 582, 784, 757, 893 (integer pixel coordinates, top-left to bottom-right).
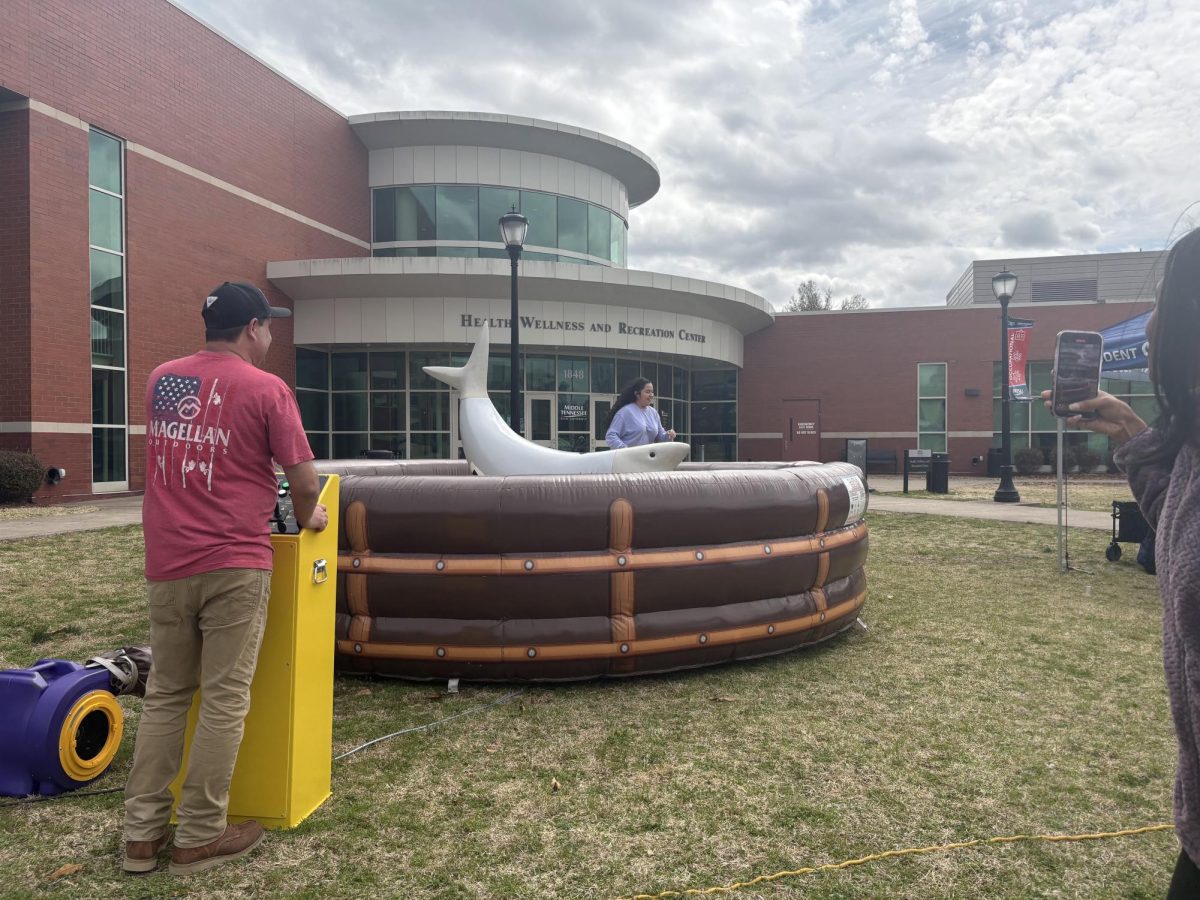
142, 351, 314, 581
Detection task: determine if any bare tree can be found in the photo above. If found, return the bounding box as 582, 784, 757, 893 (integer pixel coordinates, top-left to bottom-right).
783, 279, 870, 311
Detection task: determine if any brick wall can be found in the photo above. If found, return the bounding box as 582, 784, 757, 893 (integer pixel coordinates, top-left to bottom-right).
1, 0, 370, 498
741, 302, 1155, 470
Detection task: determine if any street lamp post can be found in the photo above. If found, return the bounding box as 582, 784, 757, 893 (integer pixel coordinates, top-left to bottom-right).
992, 268, 1021, 503
499, 208, 529, 431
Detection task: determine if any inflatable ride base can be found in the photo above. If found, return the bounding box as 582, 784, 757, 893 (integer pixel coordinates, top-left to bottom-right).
322, 460, 869, 682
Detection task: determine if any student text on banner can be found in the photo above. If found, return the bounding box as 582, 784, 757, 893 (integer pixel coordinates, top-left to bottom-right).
1007, 318, 1035, 401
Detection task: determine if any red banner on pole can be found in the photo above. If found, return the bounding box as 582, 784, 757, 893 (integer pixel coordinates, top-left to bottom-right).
1007, 318, 1034, 401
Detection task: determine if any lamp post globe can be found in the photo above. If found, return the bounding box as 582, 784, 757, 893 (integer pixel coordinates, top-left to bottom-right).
992, 269, 1021, 503
499, 208, 529, 431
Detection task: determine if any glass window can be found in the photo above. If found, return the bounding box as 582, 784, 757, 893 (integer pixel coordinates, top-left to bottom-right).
610, 213, 625, 265
92, 369, 125, 425
371, 392, 404, 431
409, 351, 449, 390
89, 190, 123, 252
88, 131, 122, 194
435, 185, 479, 242
558, 394, 589, 432
333, 433, 368, 459
370, 352, 405, 390
1129, 395, 1160, 423
373, 188, 396, 243
918, 399, 946, 433
591, 358, 615, 394
90, 250, 123, 309
296, 349, 328, 390
332, 352, 368, 391
616, 359, 640, 391
594, 399, 612, 440
673, 366, 687, 401
332, 393, 368, 431
90, 307, 125, 367
395, 186, 436, 241
92, 428, 126, 482
478, 248, 509, 260
557, 357, 588, 393
520, 191, 557, 248
488, 355, 515, 391
489, 391, 511, 425
693, 436, 735, 462
306, 432, 329, 460
297, 390, 328, 431
692, 402, 736, 433
1031, 396, 1057, 432
692, 370, 737, 401
558, 434, 589, 453
410, 433, 449, 459
643, 364, 662, 393
479, 187, 521, 244
410, 392, 450, 431
588, 205, 610, 260
525, 355, 556, 391
369, 434, 406, 458
918, 433, 947, 453
918, 363, 946, 398
557, 197, 587, 254
1029, 361, 1052, 396
674, 400, 689, 435
437, 247, 478, 257
523, 251, 558, 262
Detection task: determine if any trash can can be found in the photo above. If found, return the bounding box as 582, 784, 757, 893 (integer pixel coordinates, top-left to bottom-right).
986, 447, 1003, 478
927, 452, 950, 494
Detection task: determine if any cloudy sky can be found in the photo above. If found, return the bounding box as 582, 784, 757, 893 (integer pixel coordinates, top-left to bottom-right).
177, 0, 1200, 309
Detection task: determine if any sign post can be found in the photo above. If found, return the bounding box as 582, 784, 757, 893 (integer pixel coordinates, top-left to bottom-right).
904, 448, 932, 493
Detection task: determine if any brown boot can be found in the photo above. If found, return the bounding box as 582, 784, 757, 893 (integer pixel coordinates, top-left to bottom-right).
168, 821, 264, 876
122, 832, 170, 873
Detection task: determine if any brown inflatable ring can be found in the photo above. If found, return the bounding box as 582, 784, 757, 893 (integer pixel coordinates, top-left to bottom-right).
317, 459, 869, 681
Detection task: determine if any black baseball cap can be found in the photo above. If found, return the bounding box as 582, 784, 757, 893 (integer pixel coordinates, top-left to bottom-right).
202, 281, 292, 330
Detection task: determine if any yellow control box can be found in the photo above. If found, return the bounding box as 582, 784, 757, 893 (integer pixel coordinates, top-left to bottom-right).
171, 474, 339, 829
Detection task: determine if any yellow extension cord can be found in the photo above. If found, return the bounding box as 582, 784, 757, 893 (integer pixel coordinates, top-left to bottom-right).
616, 823, 1175, 899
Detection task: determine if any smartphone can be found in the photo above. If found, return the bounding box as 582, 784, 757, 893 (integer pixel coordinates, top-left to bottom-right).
1051, 330, 1103, 417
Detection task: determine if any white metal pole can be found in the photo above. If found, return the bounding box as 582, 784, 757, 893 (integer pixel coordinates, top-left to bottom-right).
1056, 417, 1066, 573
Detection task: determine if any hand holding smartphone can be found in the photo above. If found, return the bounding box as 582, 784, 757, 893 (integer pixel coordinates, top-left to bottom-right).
1051, 330, 1103, 417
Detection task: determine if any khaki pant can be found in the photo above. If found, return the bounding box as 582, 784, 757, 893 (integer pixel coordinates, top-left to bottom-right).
123, 568, 270, 848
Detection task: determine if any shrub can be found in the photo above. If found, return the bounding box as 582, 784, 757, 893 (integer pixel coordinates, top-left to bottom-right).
1013, 446, 1044, 475
1075, 445, 1102, 472
0, 450, 45, 503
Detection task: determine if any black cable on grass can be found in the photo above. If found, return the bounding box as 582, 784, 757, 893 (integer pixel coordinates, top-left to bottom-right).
0, 786, 125, 809
0, 689, 525, 808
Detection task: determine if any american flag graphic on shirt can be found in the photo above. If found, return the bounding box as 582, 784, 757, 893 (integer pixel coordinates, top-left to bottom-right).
148, 372, 233, 490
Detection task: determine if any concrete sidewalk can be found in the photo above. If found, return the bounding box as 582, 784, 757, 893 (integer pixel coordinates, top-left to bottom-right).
0, 475, 1116, 541
0, 495, 144, 541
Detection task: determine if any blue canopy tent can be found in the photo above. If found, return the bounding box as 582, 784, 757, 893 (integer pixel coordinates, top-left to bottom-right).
1100, 310, 1152, 382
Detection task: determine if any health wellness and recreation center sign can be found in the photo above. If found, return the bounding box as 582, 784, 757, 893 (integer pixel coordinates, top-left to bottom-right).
459, 314, 709, 344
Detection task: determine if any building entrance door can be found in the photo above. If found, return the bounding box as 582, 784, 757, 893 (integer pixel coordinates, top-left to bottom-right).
525, 393, 556, 447
782, 399, 821, 461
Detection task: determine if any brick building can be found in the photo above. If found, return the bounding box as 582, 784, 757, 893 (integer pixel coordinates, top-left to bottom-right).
0, 0, 1160, 500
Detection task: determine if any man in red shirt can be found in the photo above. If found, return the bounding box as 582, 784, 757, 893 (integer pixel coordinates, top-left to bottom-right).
122, 281, 328, 876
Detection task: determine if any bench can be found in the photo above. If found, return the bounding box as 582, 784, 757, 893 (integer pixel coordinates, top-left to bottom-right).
839, 447, 897, 475
865, 449, 897, 475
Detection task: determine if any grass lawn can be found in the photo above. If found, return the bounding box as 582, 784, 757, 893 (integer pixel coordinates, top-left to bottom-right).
878, 476, 1135, 512
0, 513, 1176, 899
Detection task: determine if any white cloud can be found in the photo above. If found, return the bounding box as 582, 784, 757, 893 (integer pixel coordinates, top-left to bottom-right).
177, 0, 1200, 309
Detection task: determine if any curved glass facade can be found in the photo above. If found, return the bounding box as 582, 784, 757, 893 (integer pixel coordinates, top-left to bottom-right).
372, 186, 627, 266
296, 347, 738, 461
